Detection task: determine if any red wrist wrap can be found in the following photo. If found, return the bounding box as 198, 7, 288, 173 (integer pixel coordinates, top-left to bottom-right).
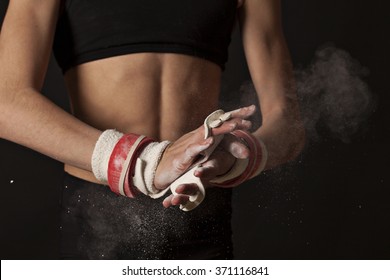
213, 130, 265, 187
232, 130, 265, 179
107, 134, 154, 197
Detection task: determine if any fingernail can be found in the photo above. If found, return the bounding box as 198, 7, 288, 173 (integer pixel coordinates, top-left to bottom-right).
247, 105, 255, 110
242, 120, 251, 126
162, 199, 170, 208
241, 147, 250, 158
194, 169, 202, 177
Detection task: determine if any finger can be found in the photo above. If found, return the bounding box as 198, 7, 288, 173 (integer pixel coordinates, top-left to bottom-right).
228, 105, 256, 119
211, 118, 252, 136
194, 145, 238, 178
163, 194, 174, 208
194, 165, 219, 180
221, 134, 250, 159
175, 183, 199, 196
163, 194, 190, 208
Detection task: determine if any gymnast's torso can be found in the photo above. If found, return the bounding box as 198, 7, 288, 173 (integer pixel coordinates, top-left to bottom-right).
54, 0, 239, 183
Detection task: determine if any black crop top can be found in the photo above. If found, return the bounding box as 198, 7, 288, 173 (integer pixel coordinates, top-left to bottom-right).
53, 0, 238, 72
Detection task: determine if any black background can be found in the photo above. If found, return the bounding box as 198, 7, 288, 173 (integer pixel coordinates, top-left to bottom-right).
1, 0, 389, 259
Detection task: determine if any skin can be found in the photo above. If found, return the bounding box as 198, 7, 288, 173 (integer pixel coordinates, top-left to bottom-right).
0, 0, 305, 208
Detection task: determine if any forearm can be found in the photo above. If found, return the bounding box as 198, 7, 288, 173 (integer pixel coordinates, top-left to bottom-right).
244, 24, 305, 169
0, 86, 101, 171
237, 0, 305, 169
253, 104, 305, 170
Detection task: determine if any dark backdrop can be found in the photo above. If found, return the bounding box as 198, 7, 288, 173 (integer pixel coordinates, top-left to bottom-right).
1, 0, 389, 259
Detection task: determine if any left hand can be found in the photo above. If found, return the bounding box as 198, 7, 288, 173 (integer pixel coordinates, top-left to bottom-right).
193, 137, 243, 182
161, 105, 257, 208
161, 143, 241, 208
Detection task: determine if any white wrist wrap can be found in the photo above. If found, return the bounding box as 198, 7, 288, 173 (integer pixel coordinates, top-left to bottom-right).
91, 129, 123, 183
132, 141, 171, 198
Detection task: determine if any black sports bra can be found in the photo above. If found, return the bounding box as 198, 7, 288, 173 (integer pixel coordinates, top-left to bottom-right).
53, 0, 238, 72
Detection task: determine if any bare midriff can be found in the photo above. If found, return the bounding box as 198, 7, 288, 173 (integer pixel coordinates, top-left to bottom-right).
63, 53, 222, 183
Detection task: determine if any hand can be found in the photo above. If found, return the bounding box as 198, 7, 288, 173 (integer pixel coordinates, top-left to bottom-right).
194, 105, 258, 186
162, 183, 200, 208
158, 105, 257, 208
154, 107, 253, 190
161, 147, 237, 209
193, 145, 237, 183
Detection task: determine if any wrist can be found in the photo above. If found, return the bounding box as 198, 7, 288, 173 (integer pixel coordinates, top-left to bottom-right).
91, 129, 170, 198
153, 143, 173, 190
133, 140, 171, 198
91, 129, 123, 184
